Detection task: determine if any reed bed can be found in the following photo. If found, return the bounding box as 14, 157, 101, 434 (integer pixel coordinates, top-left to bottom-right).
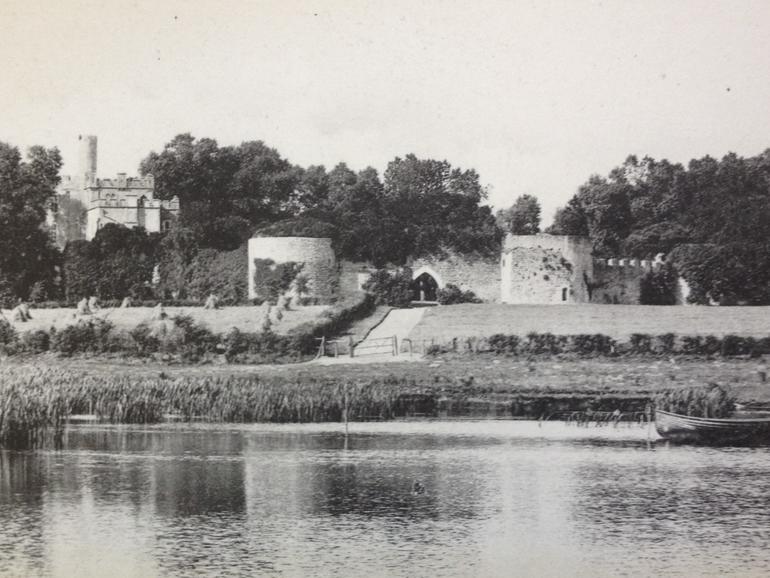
654, 383, 736, 418
0, 366, 414, 447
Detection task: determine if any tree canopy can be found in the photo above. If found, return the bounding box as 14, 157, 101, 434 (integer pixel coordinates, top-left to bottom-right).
139, 134, 299, 249
496, 194, 541, 235
548, 151, 770, 303
0, 142, 62, 303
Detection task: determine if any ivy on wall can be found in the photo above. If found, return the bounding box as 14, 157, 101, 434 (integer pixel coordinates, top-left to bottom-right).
252, 259, 303, 304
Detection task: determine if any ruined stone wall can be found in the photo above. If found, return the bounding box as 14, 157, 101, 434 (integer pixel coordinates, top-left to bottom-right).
590, 258, 691, 305
338, 261, 374, 297
410, 253, 501, 302
501, 234, 593, 304
590, 258, 663, 304
248, 237, 337, 302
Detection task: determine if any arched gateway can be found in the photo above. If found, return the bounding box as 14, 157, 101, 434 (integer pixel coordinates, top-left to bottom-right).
410, 271, 440, 302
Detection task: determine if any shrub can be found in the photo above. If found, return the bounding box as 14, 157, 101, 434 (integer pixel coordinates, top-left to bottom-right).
524, 332, 563, 355
488, 334, 520, 355
0, 318, 16, 346
640, 264, 678, 305
51, 319, 116, 356
654, 333, 676, 355
362, 269, 412, 307
702, 335, 722, 355
169, 315, 220, 361
436, 284, 482, 305
569, 333, 615, 356
20, 330, 50, 353
629, 333, 652, 355
721, 334, 751, 357
680, 335, 703, 355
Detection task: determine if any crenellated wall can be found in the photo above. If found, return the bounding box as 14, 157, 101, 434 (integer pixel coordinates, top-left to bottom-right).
590, 258, 665, 304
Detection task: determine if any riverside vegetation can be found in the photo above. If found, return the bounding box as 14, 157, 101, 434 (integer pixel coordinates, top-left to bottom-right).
0, 355, 764, 447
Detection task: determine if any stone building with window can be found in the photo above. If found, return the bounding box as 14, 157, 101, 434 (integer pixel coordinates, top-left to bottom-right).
49, 135, 179, 247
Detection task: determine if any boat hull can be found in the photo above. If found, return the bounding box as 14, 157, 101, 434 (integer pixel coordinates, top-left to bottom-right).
655, 409, 770, 444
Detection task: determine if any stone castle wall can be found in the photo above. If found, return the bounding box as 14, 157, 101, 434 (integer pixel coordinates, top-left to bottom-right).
590, 258, 661, 305
248, 237, 337, 302
500, 235, 594, 304
338, 261, 375, 297
410, 253, 501, 302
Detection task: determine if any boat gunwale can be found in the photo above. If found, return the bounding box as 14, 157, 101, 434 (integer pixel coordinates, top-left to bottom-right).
655, 409, 770, 426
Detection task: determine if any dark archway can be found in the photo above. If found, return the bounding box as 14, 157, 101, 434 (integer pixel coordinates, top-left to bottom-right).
411, 272, 439, 302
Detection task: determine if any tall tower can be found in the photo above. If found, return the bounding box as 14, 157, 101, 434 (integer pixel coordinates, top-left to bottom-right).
78, 134, 98, 187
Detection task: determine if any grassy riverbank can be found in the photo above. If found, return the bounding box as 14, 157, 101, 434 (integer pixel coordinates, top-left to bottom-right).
15, 354, 768, 400
3, 354, 769, 446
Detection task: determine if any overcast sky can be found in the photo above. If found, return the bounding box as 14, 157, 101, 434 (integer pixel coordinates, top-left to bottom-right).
3, 0, 770, 223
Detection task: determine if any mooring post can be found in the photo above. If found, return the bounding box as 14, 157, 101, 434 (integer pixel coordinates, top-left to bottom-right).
343, 383, 350, 439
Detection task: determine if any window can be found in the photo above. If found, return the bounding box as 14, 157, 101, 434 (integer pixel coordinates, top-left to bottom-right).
562, 287, 568, 301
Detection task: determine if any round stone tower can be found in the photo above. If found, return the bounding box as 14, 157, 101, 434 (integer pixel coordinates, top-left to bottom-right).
248, 236, 337, 303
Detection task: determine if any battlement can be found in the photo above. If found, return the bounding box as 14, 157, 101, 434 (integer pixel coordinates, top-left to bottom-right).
90, 173, 154, 190
593, 254, 666, 271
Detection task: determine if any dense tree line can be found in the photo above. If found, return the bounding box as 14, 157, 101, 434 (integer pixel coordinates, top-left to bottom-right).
8, 131, 770, 306
0, 142, 62, 305
142, 136, 502, 266
0, 135, 503, 303
548, 151, 770, 304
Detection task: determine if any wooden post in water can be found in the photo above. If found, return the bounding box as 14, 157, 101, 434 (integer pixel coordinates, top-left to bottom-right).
343, 383, 350, 448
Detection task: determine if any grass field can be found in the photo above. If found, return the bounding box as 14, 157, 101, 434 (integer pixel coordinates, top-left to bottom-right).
1, 305, 329, 335
408, 303, 770, 342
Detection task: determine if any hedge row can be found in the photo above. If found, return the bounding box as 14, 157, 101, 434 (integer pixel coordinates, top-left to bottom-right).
28, 299, 228, 309
0, 293, 375, 363
428, 331, 770, 358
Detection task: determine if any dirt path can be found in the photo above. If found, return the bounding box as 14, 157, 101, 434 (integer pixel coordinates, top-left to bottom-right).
316, 308, 427, 364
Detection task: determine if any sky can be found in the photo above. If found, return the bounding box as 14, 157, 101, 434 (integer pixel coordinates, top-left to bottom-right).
2, 0, 770, 224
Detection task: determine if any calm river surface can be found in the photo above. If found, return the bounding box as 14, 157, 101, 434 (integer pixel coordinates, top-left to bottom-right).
1, 421, 769, 577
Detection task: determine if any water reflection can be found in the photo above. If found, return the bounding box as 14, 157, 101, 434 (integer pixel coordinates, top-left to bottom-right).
0, 422, 769, 577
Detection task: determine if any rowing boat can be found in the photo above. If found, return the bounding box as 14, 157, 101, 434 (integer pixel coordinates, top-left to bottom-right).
655, 409, 770, 444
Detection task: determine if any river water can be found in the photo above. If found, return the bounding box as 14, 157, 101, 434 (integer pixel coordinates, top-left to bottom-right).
1, 421, 769, 577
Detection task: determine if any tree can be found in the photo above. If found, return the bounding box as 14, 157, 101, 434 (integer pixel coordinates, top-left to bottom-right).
550, 147, 770, 303
140, 134, 298, 249
63, 224, 159, 301
496, 194, 541, 235
381, 154, 502, 261
0, 142, 62, 300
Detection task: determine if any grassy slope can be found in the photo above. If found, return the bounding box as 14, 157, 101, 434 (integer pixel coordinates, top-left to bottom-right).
2, 305, 329, 335
409, 303, 770, 342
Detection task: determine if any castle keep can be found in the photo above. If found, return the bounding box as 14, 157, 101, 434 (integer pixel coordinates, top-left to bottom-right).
50, 135, 179, 247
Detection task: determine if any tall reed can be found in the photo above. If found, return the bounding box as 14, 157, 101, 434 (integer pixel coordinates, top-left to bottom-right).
0, 366, 416, 446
